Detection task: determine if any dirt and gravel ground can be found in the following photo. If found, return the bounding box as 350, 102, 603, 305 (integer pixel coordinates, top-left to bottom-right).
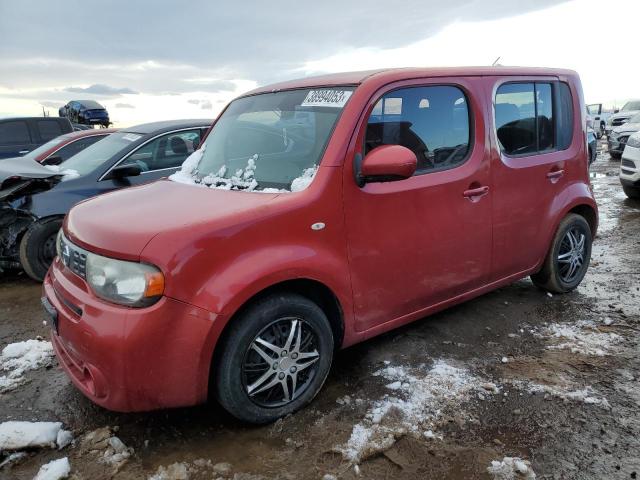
1, 141, 639, 480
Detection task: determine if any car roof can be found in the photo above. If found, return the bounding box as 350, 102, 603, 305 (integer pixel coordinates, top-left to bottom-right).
123, 119, 214, 134
58, 128, 118, 140
0, 116, 69, 122
245, 66, 579, 96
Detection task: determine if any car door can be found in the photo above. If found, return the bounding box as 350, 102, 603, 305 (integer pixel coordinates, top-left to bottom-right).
0, 120, 36, 159
99, 128, 204, 189
487, 77, 574, 281
343, 78, 492, 332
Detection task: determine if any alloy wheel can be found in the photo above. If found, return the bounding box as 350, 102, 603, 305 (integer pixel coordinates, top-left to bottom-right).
557, 227, 586, 283
242, 317, 320, 408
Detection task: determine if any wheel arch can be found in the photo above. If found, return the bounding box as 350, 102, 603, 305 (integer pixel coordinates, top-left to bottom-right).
207, 277, 345, 398
568, 203, 598, 237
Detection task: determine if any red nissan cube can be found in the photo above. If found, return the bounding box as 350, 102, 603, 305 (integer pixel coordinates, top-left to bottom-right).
43, 67, 597, 423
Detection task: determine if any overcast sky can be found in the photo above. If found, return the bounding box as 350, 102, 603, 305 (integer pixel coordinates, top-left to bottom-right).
1, 0, 638, 127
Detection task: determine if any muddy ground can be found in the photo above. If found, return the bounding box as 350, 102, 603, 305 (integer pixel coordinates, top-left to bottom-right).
1, 141, 639, 480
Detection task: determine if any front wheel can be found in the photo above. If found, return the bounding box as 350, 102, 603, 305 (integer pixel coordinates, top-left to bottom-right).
531, 214, 592, 293
622, 184, 640, 199
214, 293, 334, 424
19, 218, 62, 282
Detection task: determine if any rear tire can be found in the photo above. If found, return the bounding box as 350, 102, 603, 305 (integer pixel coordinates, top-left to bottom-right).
622, 184, 640, 199
214, 293, 334, 424
19, 218, 62, 282
531, 214, 592, 294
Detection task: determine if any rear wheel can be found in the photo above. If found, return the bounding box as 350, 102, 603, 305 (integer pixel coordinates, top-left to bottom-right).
19, 218, 62, 282
622, 184, 640, 199
531, 214, 592, 293
214, 293, 334, 424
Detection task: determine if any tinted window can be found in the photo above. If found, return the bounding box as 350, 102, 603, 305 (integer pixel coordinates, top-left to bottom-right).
365, 85, 470, 174
557, 83, 574, 150
123, 129, 201, 171
495, 83, 537, 155
37, 120, 63, 141
536, 83, 554, 151
54, 135, 107, 161
0, 121, 31, 145
59, 132, 140, 177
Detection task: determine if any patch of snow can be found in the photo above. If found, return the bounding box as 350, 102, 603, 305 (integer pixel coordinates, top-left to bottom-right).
487, 456, 536, 479
43, 164, 80, 182
149, 462, 189, 480
33, 457, 71, 480
56, 429, 73, 449
544, 320, 622, 356
338, 360, 492, 462
501, 356, 509, 364
525, 382, 610, 409
290, 165, 318, 192
101, 435, 133, 467
0, 339, 54, 392
0, 421, 62, 450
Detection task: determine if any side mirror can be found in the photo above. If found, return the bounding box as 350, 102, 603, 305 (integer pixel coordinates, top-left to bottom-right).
355, 145, 417, 186
106, 163, 142, 180
614, 109, 620, 114
42, 155, 62, 166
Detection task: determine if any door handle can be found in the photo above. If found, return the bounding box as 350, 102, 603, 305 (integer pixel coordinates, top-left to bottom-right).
546, 169, 564, 183
463, 185, 490, 202
19, 150, 30, 154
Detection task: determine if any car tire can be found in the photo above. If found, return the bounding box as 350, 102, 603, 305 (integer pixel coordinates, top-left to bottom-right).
214, 293, 334, 424
531, 213, 592, 294
622, 184, 640, 199
19, 217, 62, 282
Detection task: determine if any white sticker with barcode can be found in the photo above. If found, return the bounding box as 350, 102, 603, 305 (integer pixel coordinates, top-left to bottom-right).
301, 90, 352, 108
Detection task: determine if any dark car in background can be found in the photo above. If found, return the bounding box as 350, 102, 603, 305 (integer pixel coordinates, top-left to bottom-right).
60, 100, 110, 127
0, 117, 73, 159
10, 129, 116, 164
0, 119, 211, 280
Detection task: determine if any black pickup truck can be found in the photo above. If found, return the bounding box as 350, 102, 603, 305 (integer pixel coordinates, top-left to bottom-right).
0, 117, 73, 160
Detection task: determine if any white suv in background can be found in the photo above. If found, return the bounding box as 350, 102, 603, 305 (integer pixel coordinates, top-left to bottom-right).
620, 131, 640, 199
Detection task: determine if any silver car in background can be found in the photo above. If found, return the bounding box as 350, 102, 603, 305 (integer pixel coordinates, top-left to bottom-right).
605, 99, 640, 137
608, 113, 640, 159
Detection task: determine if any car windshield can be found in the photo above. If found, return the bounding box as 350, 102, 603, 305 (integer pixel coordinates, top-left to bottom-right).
57, 131, 142, 177
22, 137, 67, 160
621, 101, 640, 111
172, 88, 354, 192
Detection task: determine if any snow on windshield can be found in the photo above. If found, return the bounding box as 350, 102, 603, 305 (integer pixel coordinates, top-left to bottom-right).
169, 146, 319, 193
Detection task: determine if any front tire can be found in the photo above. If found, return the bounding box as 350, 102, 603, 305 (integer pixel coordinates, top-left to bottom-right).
214, 293, 334, 424
19, 218, 62, 282
531, 214, 592, 293
622, 184, 640, 199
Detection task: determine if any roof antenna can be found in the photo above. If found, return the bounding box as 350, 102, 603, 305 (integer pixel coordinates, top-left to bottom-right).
492, 56, 502, 66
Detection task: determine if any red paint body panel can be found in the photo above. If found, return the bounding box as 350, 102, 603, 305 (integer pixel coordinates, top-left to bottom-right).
47, 67, 597, 412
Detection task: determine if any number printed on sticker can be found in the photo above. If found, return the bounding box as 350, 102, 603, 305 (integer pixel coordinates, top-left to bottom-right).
301, 90, 352, 108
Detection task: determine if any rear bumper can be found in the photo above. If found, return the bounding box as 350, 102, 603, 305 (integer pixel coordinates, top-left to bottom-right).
43, 258, 219, 412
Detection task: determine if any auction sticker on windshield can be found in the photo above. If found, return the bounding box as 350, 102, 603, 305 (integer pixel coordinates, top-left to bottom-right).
122, 133, 142, 142
301, 90, 352, 108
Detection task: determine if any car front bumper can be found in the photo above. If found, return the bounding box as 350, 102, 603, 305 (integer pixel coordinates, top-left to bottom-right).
620, 144, 640, 185
43, 257, 219, 412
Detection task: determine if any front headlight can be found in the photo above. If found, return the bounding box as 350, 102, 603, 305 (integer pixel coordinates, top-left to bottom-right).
85, 253, 164, 307
627, 134, 640, 149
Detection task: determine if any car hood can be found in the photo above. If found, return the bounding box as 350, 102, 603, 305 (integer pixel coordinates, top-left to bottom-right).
612, 122, 640, 134
65, 179, 282, 261
610, 110, 640, 122
0, 157, 58, 184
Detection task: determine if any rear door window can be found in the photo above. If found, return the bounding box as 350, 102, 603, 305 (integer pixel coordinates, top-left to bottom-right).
495, 81, 573, 156
37, 120, 63, 141
365, 85, 471, 174
0, 121, 31, 145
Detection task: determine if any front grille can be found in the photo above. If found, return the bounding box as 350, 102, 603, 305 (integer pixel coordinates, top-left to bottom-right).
612, 118, 628, 126
59, 235, 87, 279
621, 168, 635, 175
622, 158, 636, 168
